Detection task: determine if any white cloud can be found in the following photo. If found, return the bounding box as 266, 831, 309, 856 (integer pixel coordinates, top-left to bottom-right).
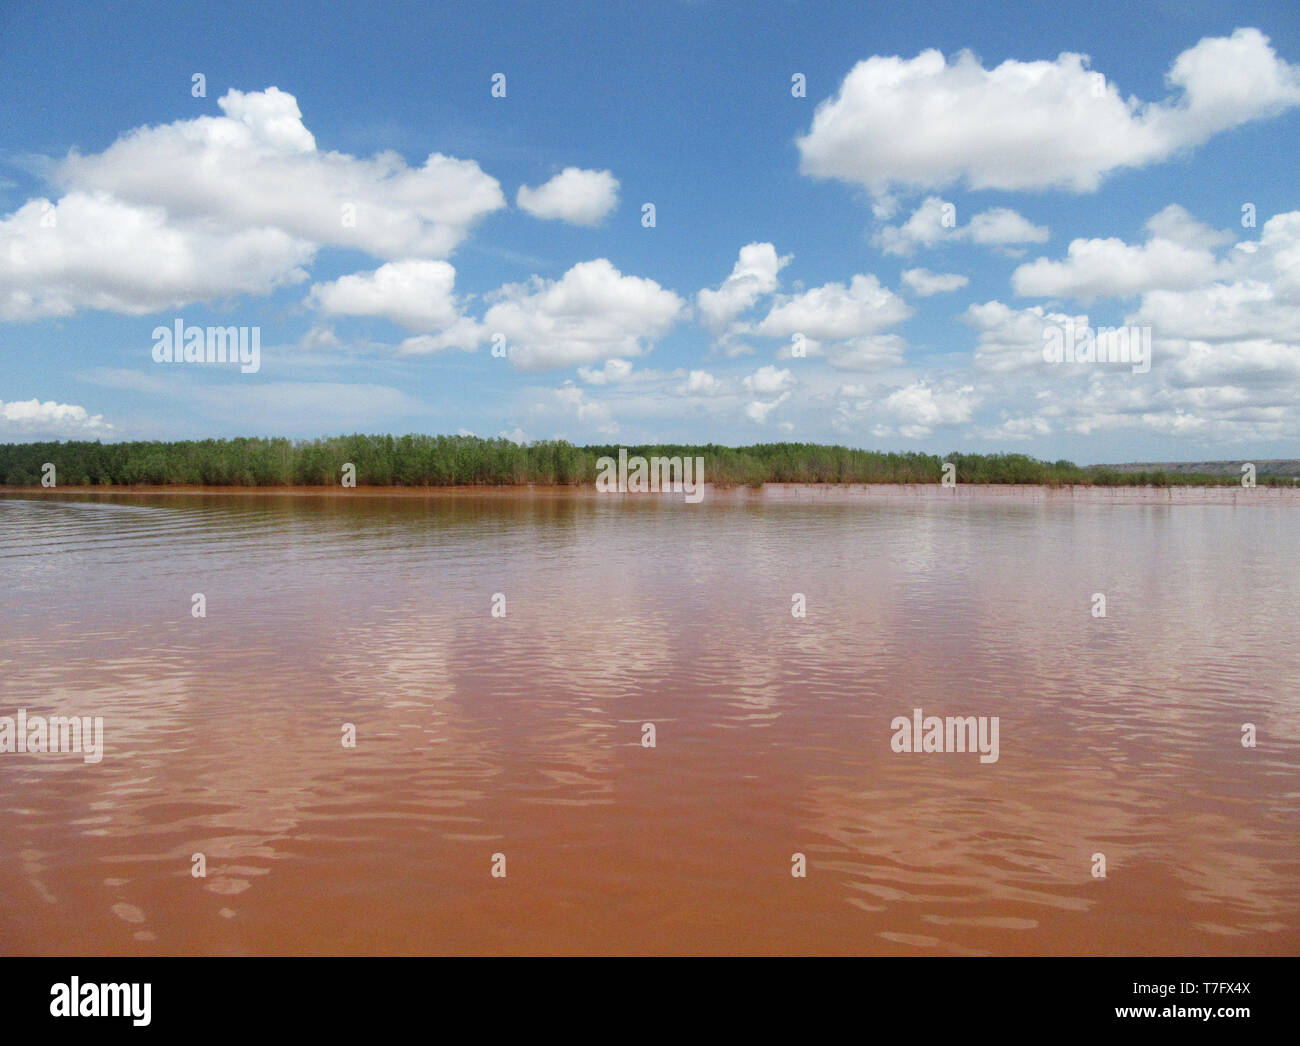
59, 88, 506, 260
516, 167, 620, 226
305, 261, 483, 355
964, 300, 1088, 374
882, 381, 978, 437
745, 392, 790, 423
1014, 238, 1222, 301
875, 196, 954, 253
1157, 336, 1300, 389
310, 259, 463, 331
0, 192, 312, 320
577, 358, 635, 384
876, 196, 1047, 256
683, 369, 722, 396
0, 398, 112, 437
1137, 281, 1297, 342
838, 379, 978, 440
825, 334, 909, 371
0, 87, 508, 320
901, 268, 969, 296
757, 273, 910, 340
548, 381, 619, 434
820, 210, 1300, 447
951, 209, 1300, 443
755, 273, 911, 372
984, 414, 1052, 440
967, 208, 1050, 246
395, 317, 482, 355
299, 324, 341, 351
744, 365, 793, 396
798, 29, 1300, 195
219, 87, 317, 152
1013, 209, 1227, 300
483, 258, 684, 371
697, 242, 792, 332
1129, 213, 1300, 349
1109, 211, 1300, 349
1143, 204, 1235, 251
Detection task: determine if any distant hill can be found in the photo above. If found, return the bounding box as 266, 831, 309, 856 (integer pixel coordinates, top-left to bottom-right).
1090, 459, 1300, 479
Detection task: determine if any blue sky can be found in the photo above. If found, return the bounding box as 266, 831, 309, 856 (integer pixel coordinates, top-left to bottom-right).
2, 0, 1299, 463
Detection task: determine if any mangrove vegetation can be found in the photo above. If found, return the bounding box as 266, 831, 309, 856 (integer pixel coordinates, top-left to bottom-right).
0, 435, 1289, 488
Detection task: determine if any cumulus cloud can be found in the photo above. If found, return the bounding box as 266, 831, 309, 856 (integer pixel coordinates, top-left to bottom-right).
1131, 211, 1300, 347
298, 324, 341, 351
1143, 203, 1235, 251
967, 208, 1050, 246
983, 414, 1053, 441
310, 259, 464, 331
683, 369, 722, 396
516, 167, 619, 225
964, 300, 1088, 374
394, 317, 483, 356
59, 87, 505, 260
953, 210, 1300, 442
62, 89, 501, 256
755, 273, 911, 371
823, 334, 909, 371
798, 28, 1300, 195
548, 381, 619, 434
0, 87, 508, 320
0, 192, 312, 320
738, 366, 796, 423
835, 380, 979, 439
1012, 206, 1229, 300
821, 209, 1300, 447
483, 258, 684, 371
744, 365, 793, 396
697, 242, 792, 332
306, 260, 482, 355
1157, 335, 1300, 390
882, 381, 978, 437
875, 196, 1048, 255
1011, 207, 1300, 366
1138, 281, 1295, 342
757, 273, 910, 341
745, 392, 790, 423
0, 398, 112, 438
577, 358, 635, 384
901, 268, 969, 296
875, 196, 955, 253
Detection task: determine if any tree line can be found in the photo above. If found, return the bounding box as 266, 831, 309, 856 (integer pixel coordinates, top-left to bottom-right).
0, 435, 1286, 487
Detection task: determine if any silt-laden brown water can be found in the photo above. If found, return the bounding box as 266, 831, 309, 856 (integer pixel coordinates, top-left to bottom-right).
1, 487, 1297, 955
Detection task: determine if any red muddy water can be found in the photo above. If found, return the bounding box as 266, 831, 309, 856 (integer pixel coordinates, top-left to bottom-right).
1, 486, 1297, 955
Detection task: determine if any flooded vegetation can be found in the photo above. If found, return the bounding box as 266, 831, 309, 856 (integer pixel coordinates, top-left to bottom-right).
2, 436, 1293, 489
